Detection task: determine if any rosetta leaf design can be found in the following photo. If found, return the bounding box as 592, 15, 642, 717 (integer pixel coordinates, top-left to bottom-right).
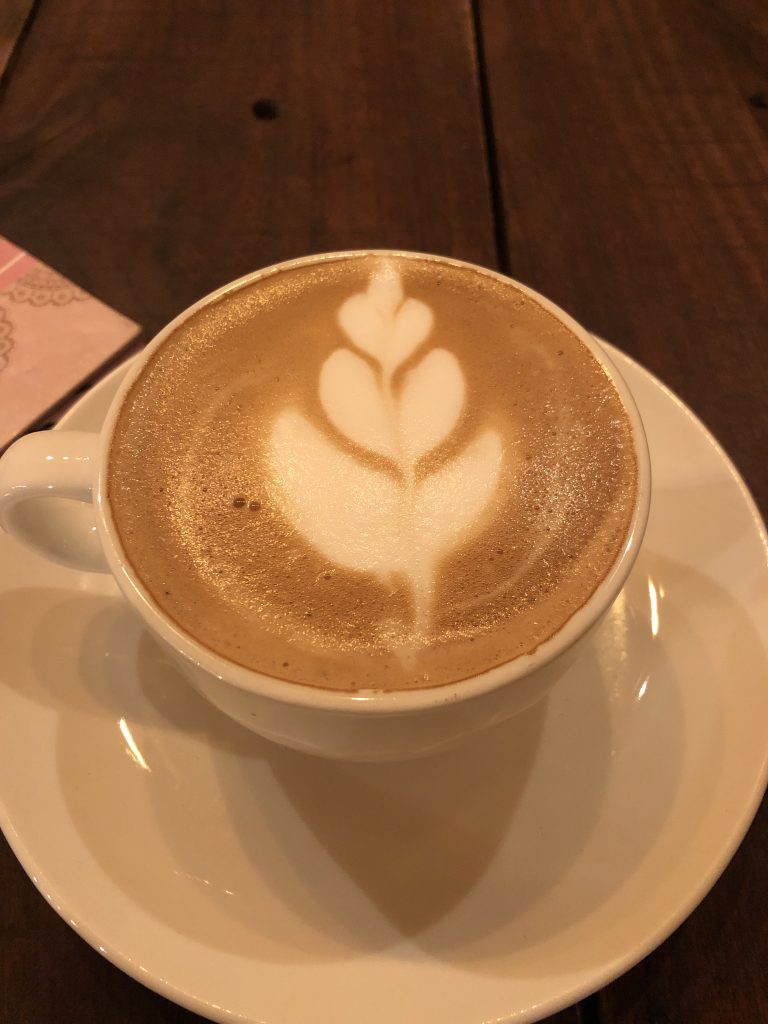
398, 348, 465, 467
338, 270, 433, 374
269, 265, 504, 639
337, 293, 388, 362
388, 298, 434, 373
409, 428, 503, 632
320, 349, 395, 458
416, 430, 503, 554
367, 269, 403, 317
270, 409, 401, 577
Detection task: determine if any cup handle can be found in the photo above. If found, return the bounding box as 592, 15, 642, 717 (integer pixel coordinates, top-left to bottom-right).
0, 431, 109, 572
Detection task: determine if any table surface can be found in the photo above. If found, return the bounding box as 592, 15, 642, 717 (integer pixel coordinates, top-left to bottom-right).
1, 2, 767, 1022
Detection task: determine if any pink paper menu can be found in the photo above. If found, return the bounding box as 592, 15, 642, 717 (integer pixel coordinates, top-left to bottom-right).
0, 237, 140, 448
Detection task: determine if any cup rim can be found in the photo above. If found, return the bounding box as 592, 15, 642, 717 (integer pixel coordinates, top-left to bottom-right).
95, 250, 651, 715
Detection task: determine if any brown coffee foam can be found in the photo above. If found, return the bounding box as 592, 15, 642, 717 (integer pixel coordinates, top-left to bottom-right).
109, 254, 637, 690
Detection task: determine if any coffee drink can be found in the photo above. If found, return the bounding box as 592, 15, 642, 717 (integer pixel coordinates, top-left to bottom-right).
109, 253, 638, 691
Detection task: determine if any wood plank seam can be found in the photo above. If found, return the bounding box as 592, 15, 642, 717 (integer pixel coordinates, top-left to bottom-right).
469, 0, 511, 274
0, 0, 40, 104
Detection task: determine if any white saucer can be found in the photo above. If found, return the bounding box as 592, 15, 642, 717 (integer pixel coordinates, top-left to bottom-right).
1, 348, 767, 1024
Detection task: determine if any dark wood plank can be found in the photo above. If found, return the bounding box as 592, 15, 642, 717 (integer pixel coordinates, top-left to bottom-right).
700, 1, 768, 141
480, 0, 768, 512
0, 0, 34, 81
0, 0, 497, 339
480, 2, 768, 1022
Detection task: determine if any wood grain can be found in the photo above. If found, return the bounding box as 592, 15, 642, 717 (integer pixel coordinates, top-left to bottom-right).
479, 1, 768, 1022
0, 0, 34, 81
479, 0, 768, 512
0, 0, 497, 339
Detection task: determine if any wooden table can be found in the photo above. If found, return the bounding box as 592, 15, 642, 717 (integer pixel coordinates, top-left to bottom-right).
1, 2, 766, 1021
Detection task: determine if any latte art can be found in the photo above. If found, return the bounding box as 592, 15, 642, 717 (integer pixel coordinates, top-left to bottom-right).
269, 265, 502, 637
109, 253, 638, 691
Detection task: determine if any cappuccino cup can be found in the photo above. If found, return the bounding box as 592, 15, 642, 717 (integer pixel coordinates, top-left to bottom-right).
0, 252, 650, 760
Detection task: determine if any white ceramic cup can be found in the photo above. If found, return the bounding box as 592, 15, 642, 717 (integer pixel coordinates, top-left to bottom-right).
0, 252, 650, 761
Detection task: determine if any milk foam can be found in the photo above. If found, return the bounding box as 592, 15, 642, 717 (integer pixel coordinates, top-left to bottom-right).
269, 265, 502, 636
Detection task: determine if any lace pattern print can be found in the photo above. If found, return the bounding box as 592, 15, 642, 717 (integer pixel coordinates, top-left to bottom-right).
0, 307, 13, 372
0, 238, 139, 448
1, 266, 89, 307
269, 265, 503, 639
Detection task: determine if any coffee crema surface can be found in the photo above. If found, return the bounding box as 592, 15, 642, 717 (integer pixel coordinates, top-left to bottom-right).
109, 254, 637, 691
